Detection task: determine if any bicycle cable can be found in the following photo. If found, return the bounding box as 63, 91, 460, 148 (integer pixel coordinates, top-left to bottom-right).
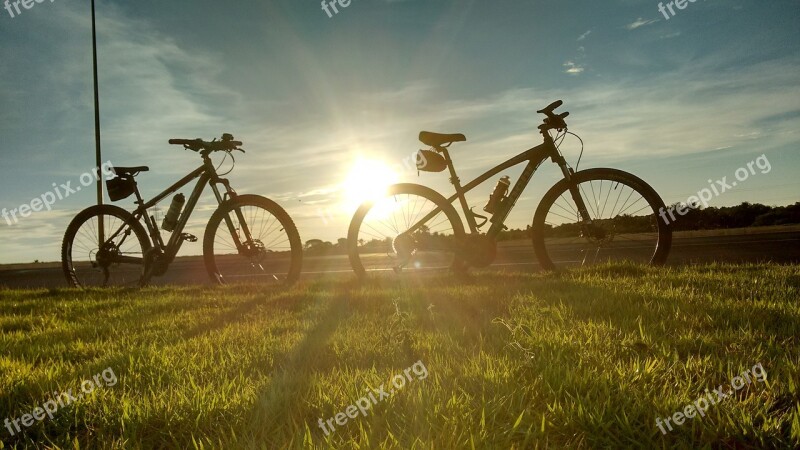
215, 150, 236, 176
554, 130, 567, 148
552, 129, 568, 162
565, 131, 585, 171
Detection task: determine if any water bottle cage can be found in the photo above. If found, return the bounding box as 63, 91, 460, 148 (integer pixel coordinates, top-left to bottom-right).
469, 207, 488, 229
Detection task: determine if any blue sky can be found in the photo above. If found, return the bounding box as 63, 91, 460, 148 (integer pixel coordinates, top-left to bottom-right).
0, 0, 798, 264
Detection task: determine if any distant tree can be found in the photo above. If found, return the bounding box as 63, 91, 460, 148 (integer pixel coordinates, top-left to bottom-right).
304, 239, 323, 250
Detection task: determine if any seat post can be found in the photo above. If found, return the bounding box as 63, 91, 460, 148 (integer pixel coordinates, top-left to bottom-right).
133, 185, 145, 206
439, 147, 461, 189
440, 147, 476, 232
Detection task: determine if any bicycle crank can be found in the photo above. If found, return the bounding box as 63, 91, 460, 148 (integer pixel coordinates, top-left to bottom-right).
181, 233, 198, 242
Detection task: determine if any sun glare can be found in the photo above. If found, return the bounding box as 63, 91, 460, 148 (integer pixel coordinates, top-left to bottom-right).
341, 159, 398, 212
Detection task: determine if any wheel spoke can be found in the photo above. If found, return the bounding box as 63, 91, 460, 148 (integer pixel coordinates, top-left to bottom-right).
351, 189, 460, 277
64, 210, 147, 288
209, 200, 299, 285
537, 174, 668, 270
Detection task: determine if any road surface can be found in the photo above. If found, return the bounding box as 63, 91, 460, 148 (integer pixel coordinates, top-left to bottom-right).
1, 230, 798, 289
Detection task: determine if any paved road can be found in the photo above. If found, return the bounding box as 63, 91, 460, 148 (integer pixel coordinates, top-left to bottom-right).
1, 231, 798, 289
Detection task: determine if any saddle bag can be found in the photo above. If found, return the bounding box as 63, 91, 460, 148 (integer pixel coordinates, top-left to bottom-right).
106, 176, 135, 201
415, 150, 447, 172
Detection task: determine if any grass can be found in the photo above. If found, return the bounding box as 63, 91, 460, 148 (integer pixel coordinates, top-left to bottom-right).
0, 263, 799, 449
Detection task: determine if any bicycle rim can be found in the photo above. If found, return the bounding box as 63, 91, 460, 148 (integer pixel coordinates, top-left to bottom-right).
205, 196, 301, 285
349, 185, 464, 277
63, 208, 148, 287
533, 169, 669, 270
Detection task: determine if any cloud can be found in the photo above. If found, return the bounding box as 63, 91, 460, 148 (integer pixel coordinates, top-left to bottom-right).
456, 56, 800, 165
626, 18, 658, 30
563, 61, 585, 74
577, 29, 593, 41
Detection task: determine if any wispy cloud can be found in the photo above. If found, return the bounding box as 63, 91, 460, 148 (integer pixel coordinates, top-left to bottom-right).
563, 61, 585, 74
626, 18, 658, 30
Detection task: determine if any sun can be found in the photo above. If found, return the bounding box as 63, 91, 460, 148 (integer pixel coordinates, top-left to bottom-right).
341, 159, 398, 212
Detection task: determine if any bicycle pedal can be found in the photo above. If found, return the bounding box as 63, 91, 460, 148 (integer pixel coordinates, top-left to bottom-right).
181, 233, 198, 242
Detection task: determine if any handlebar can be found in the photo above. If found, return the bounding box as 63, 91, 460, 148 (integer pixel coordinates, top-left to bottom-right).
537, 100, 569, 132
168, 134, 243, 153
168, 138, 200, 147
537, 100, 563, 115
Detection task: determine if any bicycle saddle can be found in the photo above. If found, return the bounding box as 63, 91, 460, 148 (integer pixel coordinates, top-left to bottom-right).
419, 131, 466, 147
113, 166, 149, 177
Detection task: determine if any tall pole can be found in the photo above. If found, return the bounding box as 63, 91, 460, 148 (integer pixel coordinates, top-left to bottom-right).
91, 0, 104, 242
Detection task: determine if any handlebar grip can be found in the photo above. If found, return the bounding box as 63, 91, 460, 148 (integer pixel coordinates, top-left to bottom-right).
537, 100, 563, 114
169, 139, 200, 145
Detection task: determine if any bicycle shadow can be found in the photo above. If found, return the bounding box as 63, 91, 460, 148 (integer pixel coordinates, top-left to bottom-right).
236, 290, 352, 445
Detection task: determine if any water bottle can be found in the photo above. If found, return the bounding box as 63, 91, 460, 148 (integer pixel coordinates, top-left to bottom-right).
162, 193, 185, 232
483, 176, 511, 214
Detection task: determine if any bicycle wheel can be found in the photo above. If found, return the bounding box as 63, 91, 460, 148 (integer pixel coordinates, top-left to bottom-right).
532, 168, 672, 270
62, 205, 151, 288
348, 183, 466, 279
203, 194, 302, 285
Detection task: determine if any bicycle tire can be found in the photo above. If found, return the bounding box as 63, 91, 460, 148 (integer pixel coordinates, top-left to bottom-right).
531, 168, 672, 270
347, 183, 466, 279
61, 204, 151, 288
203, 194, 302, 285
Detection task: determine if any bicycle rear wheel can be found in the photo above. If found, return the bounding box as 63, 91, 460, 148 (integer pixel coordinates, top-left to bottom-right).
62, 205, 151, 288
347, 183, 466, 279
531, 168, 672, 270
203, 194, 302, 285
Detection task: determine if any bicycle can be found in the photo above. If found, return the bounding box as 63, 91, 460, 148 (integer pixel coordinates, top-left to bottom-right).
347, 101, 672, 277
61, 134, 302, 287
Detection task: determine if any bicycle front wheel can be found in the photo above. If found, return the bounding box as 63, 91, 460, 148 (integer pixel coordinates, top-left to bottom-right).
62, 204, 151, 288
203, 194, 302, 285
347, 183, 466, 279
531, 168, 672, 270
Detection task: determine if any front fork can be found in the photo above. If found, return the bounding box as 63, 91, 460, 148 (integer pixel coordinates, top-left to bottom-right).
558, 162, 593, 224
210, 179, 256, 254
552, 155, 602, 245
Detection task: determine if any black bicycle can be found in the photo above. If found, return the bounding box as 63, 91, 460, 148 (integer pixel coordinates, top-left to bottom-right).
62, 134, 302, 287
347, 101, 672, 277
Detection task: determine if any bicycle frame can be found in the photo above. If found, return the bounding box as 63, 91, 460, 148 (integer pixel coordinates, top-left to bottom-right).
103, 152, 252, 268
409, 131, 593, 238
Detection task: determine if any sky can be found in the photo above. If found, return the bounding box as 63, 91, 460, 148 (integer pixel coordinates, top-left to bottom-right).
0, 0, 798, 264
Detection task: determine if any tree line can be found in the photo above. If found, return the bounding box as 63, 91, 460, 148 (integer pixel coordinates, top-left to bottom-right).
303, 201, 800, 253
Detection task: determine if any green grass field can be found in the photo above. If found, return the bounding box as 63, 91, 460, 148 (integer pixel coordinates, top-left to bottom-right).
1, 264, 799, 449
